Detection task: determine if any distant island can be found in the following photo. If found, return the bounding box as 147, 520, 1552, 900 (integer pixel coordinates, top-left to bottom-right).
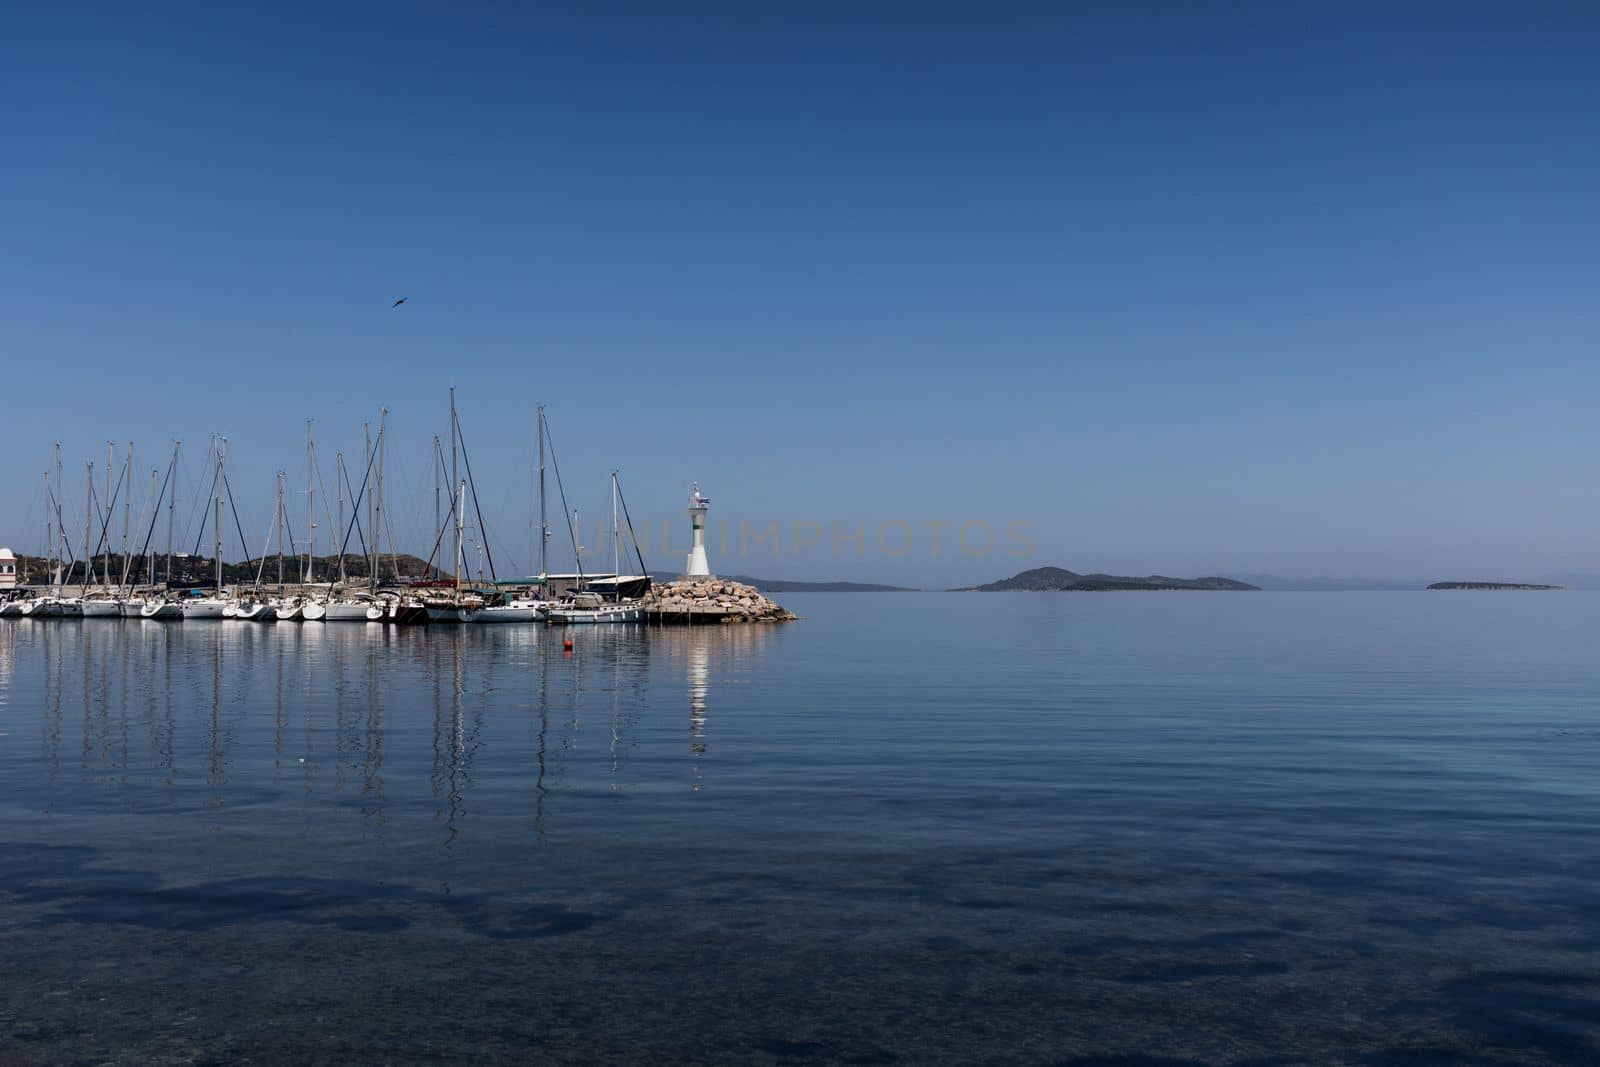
956, 566, 1259, 592
1426, 581, 1563, 591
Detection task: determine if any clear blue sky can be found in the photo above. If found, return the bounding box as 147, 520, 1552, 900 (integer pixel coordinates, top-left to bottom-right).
4, 3, 1597, 586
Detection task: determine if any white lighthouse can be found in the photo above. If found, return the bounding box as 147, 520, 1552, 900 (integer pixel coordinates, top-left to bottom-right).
685, 484, 712, 577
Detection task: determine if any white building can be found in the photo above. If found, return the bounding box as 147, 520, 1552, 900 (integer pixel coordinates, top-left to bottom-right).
0, 547, 17, 590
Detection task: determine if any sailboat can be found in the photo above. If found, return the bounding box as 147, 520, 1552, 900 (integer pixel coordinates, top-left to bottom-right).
138, 441, 186, 620
80, 449, 124, 617
476, 593, 542, 623
480, 405, 557, 623
184, 439, 232, 619
425, 478, 480, 623
547, 472, 649, 624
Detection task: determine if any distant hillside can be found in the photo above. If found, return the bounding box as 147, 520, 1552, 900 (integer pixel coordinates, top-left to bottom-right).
1427, 581, 1562, 591
958, 566, 1258, 592
649, 572, 916, 592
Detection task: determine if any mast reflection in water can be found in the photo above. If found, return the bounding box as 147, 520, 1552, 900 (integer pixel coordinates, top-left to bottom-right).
10, 619, 778, 859
7, 595, 1600, 1064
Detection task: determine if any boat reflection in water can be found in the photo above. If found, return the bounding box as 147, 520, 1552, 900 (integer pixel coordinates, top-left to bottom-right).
12, 617, 781, 854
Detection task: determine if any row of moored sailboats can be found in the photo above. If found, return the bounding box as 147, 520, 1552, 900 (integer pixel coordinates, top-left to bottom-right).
4, 392, 654, 626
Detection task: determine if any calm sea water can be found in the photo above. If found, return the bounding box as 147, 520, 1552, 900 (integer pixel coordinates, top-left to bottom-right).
3, 591, 1600, 1064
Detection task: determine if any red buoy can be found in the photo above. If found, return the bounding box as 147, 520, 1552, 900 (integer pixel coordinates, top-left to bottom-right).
563, 638, 574, 652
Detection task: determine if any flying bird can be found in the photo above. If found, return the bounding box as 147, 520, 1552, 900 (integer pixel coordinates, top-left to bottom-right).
392, 297, 407, 308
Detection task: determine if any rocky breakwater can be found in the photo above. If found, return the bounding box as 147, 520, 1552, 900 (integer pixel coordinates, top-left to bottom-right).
647, 578, 798, 623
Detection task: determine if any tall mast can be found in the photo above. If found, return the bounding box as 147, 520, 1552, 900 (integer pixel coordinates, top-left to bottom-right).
537, 407, 547, 579
83, 462, 93, 590
166, 440, 179, 584
277, 471, 287, 588
376, 408, 387, 581
336, 451, 346, 583
433, 434, 442, 578
455, 478, 466, 592
103, 440, 114, 585
213, 439, 224, 596
363, 422, 373, 585
41, 470, 50, 586
449, 387, 459, 584
611, 471, 620, 585
44, 462, 54, 585
148, 466, 158, 586
305, 418, 315, 584
53, 442, 62, 585
121, 441, 133, 587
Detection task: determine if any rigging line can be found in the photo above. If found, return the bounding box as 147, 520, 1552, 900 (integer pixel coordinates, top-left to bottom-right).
424, 482, 465, 581
82, 464, 127, 592
337, 455, 372, 568
188, 453, 220, 558
251, 498, 278, 591
421, 434, 460, 577
123, 456, 176, 594
121, 495, 147, 587
45, 485, 77, 567
613, 477, 651, 580
179, 447, 209, 555
454, 414, 498, 582
322, 424, 383, 597
543, 412, 584, 582
220, 471, 254, 582
119, 466, 152, 590
380, 495, 404, 579
311, 452, 340, 560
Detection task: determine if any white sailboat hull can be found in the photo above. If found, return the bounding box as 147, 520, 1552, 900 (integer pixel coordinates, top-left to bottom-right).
322, 601, 378, 621
80, 599, 123, 617
140, 602, 183, 620
183, 599, 229, 620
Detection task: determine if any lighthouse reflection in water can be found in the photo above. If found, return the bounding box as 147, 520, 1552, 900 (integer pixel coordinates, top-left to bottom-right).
5, 618, 783, 874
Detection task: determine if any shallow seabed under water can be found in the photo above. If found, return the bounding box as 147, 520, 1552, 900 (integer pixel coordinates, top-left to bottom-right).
3, 591, 1600, 1064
